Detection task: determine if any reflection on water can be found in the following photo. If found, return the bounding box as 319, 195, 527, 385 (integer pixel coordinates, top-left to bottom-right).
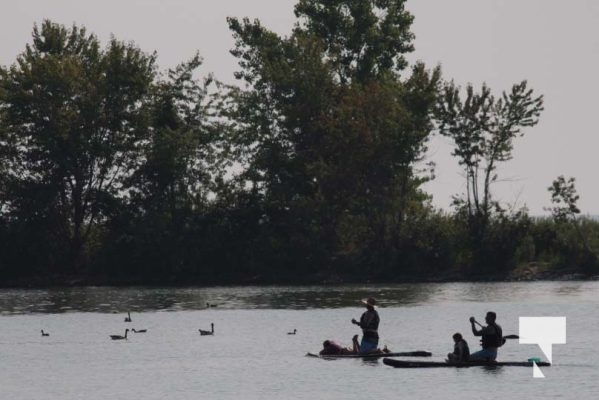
481, 365, 506, 376
553, 284, 583, 296
0, 285, 433, 314
1, 281, 598, 314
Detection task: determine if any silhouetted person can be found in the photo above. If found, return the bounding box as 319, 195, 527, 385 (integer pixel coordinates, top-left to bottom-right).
447, 332, 470, 362
351, 297, 380, 354
320, 335, 359, 355
469, 311, 503, 361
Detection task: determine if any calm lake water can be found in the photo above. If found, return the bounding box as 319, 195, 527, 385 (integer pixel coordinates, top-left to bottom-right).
0, 282, 597, 399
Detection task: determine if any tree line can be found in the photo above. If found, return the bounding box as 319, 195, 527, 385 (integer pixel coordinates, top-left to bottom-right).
1, 1, 598, 286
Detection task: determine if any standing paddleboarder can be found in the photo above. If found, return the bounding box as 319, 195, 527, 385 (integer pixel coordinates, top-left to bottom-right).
352, 297, 380, 354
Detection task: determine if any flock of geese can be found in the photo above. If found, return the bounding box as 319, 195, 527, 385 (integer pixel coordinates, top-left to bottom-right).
39, 306, 298, 340
109, 312, 152, 340
111, 311, 216, 340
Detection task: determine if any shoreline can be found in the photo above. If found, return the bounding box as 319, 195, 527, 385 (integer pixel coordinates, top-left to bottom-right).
1, 267, 597, 289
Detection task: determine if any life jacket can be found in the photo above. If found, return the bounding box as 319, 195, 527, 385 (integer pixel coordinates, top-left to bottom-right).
481, 323, 503, 349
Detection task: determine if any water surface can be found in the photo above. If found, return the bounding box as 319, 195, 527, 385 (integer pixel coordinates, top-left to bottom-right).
0, 282, 596, 399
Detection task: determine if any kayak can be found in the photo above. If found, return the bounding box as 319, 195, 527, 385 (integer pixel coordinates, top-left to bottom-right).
383, 358, 551, 368
306, 351, 432, 359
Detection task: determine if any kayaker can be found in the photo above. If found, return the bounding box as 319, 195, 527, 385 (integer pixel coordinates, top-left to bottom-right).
469, 311, 503, 361
319, 335, 359, 355
351, 297, 380, 354
447, 332, 470, 362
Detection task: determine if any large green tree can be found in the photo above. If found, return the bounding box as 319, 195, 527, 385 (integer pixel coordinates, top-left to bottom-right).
130, 54, 224, 220
294, 0, 415, 83
0, 20, 156, 272
113, 54, 229, 278
227, 0, 440, 273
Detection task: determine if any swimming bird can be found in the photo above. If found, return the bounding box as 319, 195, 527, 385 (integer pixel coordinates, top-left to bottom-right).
206, 303, 218, 308
199, 323, 214, 336
132, 328, 147, 333
287, 329, 297, 335
41, 330, 50, 337
124, 312, 132, 322
110, 329, 129, 340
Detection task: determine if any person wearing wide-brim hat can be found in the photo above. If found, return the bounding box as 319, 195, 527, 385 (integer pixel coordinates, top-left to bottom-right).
351, 297, 380, 354
361, 298, 377, 307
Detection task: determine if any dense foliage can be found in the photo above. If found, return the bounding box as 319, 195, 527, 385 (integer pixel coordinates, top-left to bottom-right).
1, 4, 597, 286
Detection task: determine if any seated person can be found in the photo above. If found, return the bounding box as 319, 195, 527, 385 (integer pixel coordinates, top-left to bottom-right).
469, 312, 503, 361
320, 335, 360, 355
447, 332, 470, 362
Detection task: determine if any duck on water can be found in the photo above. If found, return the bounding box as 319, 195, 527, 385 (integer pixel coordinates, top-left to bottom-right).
110, 329, 129, 340
199, 323, 214, 336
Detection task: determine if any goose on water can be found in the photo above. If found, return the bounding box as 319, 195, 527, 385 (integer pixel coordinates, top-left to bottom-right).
110, 329, 129, 340
132, 328, 147, 333
41, 330, 50, 337
124, 312, 132, 322
199, 323, 214, 336
287, 329, 297, 335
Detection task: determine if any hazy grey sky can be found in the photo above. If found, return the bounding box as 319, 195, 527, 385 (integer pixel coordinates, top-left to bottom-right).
2, 0, 598, 215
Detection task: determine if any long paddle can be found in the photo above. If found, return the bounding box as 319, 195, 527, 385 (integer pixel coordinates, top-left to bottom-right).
472, 319, 519, 340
